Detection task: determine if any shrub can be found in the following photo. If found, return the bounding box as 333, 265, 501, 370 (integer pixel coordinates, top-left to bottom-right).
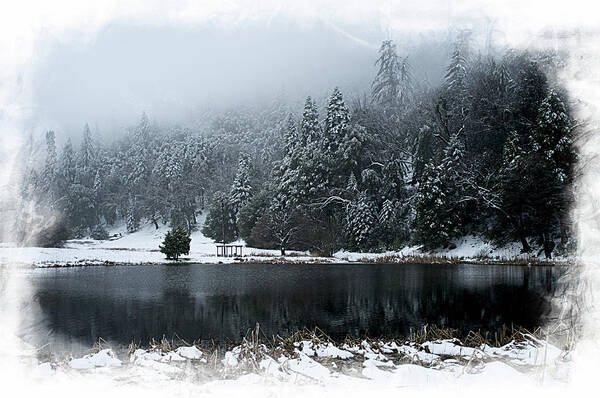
159, 226, 191, 260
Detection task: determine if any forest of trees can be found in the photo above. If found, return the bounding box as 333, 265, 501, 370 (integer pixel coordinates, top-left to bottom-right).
16, 35, 577, 258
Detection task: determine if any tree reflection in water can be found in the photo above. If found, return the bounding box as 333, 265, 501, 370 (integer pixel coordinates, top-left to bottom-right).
23, 263, 560, 353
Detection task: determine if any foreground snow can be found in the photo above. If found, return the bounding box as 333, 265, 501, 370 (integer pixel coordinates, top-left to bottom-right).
0, 222, 572, 267
23, 333, 569, 392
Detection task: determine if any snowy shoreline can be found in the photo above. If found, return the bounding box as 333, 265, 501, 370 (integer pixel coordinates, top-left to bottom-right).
0, 223, 574, 268
26, 328, 570, 388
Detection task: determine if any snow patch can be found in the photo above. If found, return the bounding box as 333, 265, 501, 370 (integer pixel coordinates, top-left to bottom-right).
69, 349, 122, 369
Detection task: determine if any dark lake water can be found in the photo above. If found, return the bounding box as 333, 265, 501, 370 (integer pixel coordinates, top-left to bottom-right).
20, 263, 561, 352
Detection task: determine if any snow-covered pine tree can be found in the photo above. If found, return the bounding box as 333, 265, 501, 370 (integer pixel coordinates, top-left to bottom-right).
93, 169, 102, 212
299, 96, 320, 148
371, 40, 413, 111
283, 113, 297, 157
70, 124, 99, 231
202, 192, 237, 243
230, 153, 253, 217
345, 172, 359, 198
318, 87, 352, 191
413, 163, 454, 249
497, 130, 532, 253
444, 49, 468, 94
128, 113, 153, 189
371, 40, 400, 108
126, 194, 139, 233
530, 89, 574, 187
398, 55, 413, 107
273, 96, 322, 209
58, 137, 76, 190
377, 198, 407, 248
440, 132, 465, 200
78, 123, 95, 177
437, 132, 465, 237
53, 138, 78, 232
528, 88, 575, 254
337, 124, 367, 181
444, 31, 471, 130
125, 113, 154, 227
41, 130, 58, 208
380, 158, 407, 203
515, 60, 548, 131
323, 87, 349, 157
345, 190, 377, 251
360, 168, 381, 202
167, 141, 189, 227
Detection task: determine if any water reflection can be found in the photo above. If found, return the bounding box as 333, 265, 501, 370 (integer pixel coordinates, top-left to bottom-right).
22, 263, 559, 352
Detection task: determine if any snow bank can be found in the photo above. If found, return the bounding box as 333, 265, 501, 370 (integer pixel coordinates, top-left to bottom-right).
69, 349, 122, 369
31, 333, 568, 392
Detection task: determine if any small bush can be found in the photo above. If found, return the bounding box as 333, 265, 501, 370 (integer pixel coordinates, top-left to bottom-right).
159, 226, 191, 260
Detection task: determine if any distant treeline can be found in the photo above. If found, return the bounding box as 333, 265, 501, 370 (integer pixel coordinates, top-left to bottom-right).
17, 34, 577, 258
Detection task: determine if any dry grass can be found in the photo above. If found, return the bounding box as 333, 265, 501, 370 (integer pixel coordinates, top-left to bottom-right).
130, 323, 542, 360
51, 323, 563, 380
237, 257, 329, 265
353, 254, 574, 267
242, 251, 309, 258
29, 252, 577, 268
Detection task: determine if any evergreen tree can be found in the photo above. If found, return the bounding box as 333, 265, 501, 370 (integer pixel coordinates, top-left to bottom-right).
528, 89, 575, 256
78, 123, 95, 177
237, 190, 271, 245
443, 31, 472, 134
73, 123, 98, 230
345, 191, 377, 250
125, 113, 154, 227
413, 163, 455, 249
378, 199, 407, 248
126, 195, 139, 233
58, 139, 76, 192
323, 87, 350, 157
319, 87, 352, 191
41, 130, 58, 208
202, 192, 237, 243
444, 49, 469, 94
283, 113, 297, 157
338, 124, 368, 181
372, 40, 402, 108
345, 172, 359, 198
299, 96, 320, 147
530, 89, 574, 187
159, 225, 191, 260
230, 153, 253, 217
273, 96, 322, 209
498, 130, 532, 252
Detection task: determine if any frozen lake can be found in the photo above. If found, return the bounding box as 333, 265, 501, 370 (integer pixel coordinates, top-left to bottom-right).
20, 263, 561, 352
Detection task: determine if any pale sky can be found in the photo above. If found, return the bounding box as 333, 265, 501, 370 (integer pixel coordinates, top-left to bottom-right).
1, 0, 599, 142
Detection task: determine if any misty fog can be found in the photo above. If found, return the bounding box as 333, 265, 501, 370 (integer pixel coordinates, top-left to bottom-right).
30, 19, 455, 142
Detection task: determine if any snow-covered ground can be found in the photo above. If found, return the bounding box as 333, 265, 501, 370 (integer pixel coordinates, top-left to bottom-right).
0, 221, 572, 267
21, 332, 569, 392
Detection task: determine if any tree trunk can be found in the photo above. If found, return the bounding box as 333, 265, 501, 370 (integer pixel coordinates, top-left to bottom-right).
152, 218, 159, 230
515, 216, 530, 253
542, 229, 554, 259
519, 233, 531, 253
280, 246, 285, 256
559, 212, 568, 245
